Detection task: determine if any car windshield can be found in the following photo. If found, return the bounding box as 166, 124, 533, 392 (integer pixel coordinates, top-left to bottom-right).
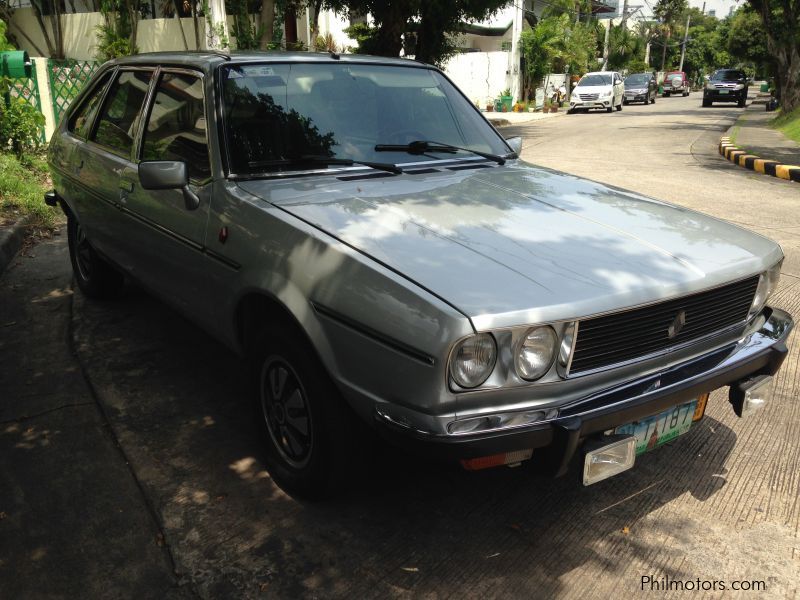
220, 62, 509, 174
625, 74, 649, 85
711, 70, 745, 81
577, 74, 611, 86
666, 73, 682, 80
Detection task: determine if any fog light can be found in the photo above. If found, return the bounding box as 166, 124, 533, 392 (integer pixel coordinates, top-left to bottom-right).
582, 436, 636, 485
730, 375, 774, 417
460, 449, 533, 471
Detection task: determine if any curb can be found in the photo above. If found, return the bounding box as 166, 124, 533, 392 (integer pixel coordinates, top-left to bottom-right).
0, 216, 32, 278
718, 136, 800, 183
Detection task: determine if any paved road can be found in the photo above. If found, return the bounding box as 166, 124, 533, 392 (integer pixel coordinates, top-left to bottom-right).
3, 95, 799, 598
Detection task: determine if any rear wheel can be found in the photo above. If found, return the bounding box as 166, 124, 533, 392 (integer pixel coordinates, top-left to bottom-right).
67, 213, 124, 298
251, 321, 361, 499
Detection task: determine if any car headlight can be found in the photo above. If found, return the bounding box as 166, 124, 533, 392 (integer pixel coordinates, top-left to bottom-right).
515, 326, 557, 381
450, 333, 497, 388
602, 90, 613, 97
735, 83, 745, 90
706, 82, 715, 90
748, 261, 782, 319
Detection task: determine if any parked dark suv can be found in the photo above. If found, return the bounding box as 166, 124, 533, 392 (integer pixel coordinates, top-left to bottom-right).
703, 69, 749, 107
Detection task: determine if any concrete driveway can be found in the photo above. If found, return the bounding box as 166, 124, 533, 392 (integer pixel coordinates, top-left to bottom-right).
2, 94, 798, 598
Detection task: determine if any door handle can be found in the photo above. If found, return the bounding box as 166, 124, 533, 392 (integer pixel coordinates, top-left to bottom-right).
119, 180, 134, 193
73, 159, 84, 175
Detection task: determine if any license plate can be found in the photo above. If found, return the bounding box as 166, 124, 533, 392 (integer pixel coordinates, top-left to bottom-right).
720, 90, 729, 94
615, 400, 697, 455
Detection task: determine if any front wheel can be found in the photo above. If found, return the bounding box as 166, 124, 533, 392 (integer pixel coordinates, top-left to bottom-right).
738, 96, 747, 107
651, 94, 656, 104
702, 99, 711, 107
67, 213, 124, 298
616, 101, 622, 111
663, 92, 670, 97
606, 106, 613, 113
252, 323, 360, 499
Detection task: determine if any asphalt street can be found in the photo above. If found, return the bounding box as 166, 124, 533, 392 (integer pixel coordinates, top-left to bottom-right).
2, 94, 799, 599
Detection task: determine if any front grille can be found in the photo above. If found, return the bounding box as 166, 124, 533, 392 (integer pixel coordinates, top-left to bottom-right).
569, 276, 759, 375
579, 93, 599, 101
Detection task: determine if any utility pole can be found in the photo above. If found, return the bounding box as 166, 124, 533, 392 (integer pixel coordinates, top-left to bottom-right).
621, 0, 630, 31
602, 19, 611, 70
678, 14, 690, 72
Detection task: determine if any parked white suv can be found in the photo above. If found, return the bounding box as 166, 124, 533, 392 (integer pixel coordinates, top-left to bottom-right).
568, 71, 624, 113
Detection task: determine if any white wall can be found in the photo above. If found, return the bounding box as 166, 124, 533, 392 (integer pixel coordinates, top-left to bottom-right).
443, 51, 511, 105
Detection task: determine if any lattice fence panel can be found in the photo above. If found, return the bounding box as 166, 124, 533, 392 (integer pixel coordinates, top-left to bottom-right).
6, 60, 45, 143
47, 59, 100, 126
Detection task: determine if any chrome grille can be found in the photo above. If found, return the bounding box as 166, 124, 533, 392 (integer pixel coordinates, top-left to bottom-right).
569, 276, 760, 375
579, 93, 599, 101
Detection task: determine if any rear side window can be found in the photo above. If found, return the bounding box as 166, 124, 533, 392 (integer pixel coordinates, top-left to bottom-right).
68, 71, 113, 138
91, 70, 153, 158
141, 71, 210, 181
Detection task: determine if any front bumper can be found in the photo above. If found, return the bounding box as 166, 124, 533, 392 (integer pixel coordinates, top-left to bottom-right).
375, 308, 793, 475
704, 89, 746, 102
624, 92, 648, 102
570, 99, 612, 110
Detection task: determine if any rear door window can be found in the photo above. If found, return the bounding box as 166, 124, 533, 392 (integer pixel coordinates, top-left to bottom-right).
68, 71, 114, 139
91, 70, 153, 159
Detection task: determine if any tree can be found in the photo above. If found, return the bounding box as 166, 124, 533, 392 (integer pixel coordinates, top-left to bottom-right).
653, 0, 688, 71
746, 0, 799, 111
726, 5, 772, 77
328, 0, 511, 64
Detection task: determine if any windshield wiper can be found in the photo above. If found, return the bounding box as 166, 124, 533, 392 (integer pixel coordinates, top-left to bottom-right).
247, 155, 403, 174
374, 140, 506, 165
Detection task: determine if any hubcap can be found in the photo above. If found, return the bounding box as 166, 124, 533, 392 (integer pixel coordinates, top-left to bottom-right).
259, 357, 313, 469
74, 223, 92, 281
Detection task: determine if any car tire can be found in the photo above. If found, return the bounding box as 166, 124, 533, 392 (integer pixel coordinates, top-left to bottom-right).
623, 99, 628, 105
567, 108, 574, 114
651, 94, 656, 104
67, 213, 124, 299
663, 92, 670, 97
606, 105, 613, 113
616, 101, 622, 111
702, 99, 711, 107
738, 96, 746, 108
251, 321, 361, 499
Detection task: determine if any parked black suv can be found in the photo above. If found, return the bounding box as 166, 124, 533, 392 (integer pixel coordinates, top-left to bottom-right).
703, 69, 749, 107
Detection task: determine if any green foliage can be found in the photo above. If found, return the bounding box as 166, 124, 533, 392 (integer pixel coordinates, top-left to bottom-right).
727, 5, 770, 76
772, 107, 800, 143
0, 19, 15, 51
95, 24, 137, 60
343, 22, 380, 54
520, 13, 597, 98
0, 152, 53, 228
96, 0, 140, 60
0, 98, 45, 158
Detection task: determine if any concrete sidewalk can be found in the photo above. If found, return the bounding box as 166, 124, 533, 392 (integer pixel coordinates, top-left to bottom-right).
733, 103, 800, 167
718, 102, 800, 182
485, 109, 566, 128
0, 238, 192, 598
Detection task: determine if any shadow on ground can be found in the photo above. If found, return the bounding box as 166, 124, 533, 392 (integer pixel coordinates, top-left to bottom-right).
69, 285, 738, 598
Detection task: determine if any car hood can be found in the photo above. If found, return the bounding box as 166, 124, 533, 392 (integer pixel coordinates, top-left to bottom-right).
237, 161, 781, 330
574, 85, 612, 94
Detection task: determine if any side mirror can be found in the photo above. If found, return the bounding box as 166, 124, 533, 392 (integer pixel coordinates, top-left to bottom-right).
505, 136, 523, 156
138, 160, 200, 210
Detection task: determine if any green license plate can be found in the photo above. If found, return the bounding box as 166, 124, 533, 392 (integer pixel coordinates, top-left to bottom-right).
615, 400, 697, 455
720, 90, 729, 94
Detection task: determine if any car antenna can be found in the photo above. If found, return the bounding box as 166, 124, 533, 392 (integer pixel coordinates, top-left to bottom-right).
203, 49, 231, 61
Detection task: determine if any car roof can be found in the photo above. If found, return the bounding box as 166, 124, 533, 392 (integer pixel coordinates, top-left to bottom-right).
106, 51, 428, 74
583, 71, 616, 76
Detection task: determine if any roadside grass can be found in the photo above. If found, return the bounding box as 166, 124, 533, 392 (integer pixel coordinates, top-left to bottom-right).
0, 152, 57, 229
771, 107, 800, 144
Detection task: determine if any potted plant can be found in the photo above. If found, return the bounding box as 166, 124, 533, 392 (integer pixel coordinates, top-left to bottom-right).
499, 88, 513, 112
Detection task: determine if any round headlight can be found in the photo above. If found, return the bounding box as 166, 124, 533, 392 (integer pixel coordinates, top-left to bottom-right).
515, 326, 557, 381
450, 333, 497, 389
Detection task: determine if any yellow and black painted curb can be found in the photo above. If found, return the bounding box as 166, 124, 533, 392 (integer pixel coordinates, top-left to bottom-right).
719, 136, 800, 183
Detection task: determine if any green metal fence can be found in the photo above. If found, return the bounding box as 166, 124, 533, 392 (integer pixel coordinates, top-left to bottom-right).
47, 59, 99, 126
6, 59, 45, 143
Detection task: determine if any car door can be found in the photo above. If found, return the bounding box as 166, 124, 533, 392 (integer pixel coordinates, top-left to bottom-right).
117, 68, 214, 316
613, 73, 624, 104
77, 68, 156, 270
